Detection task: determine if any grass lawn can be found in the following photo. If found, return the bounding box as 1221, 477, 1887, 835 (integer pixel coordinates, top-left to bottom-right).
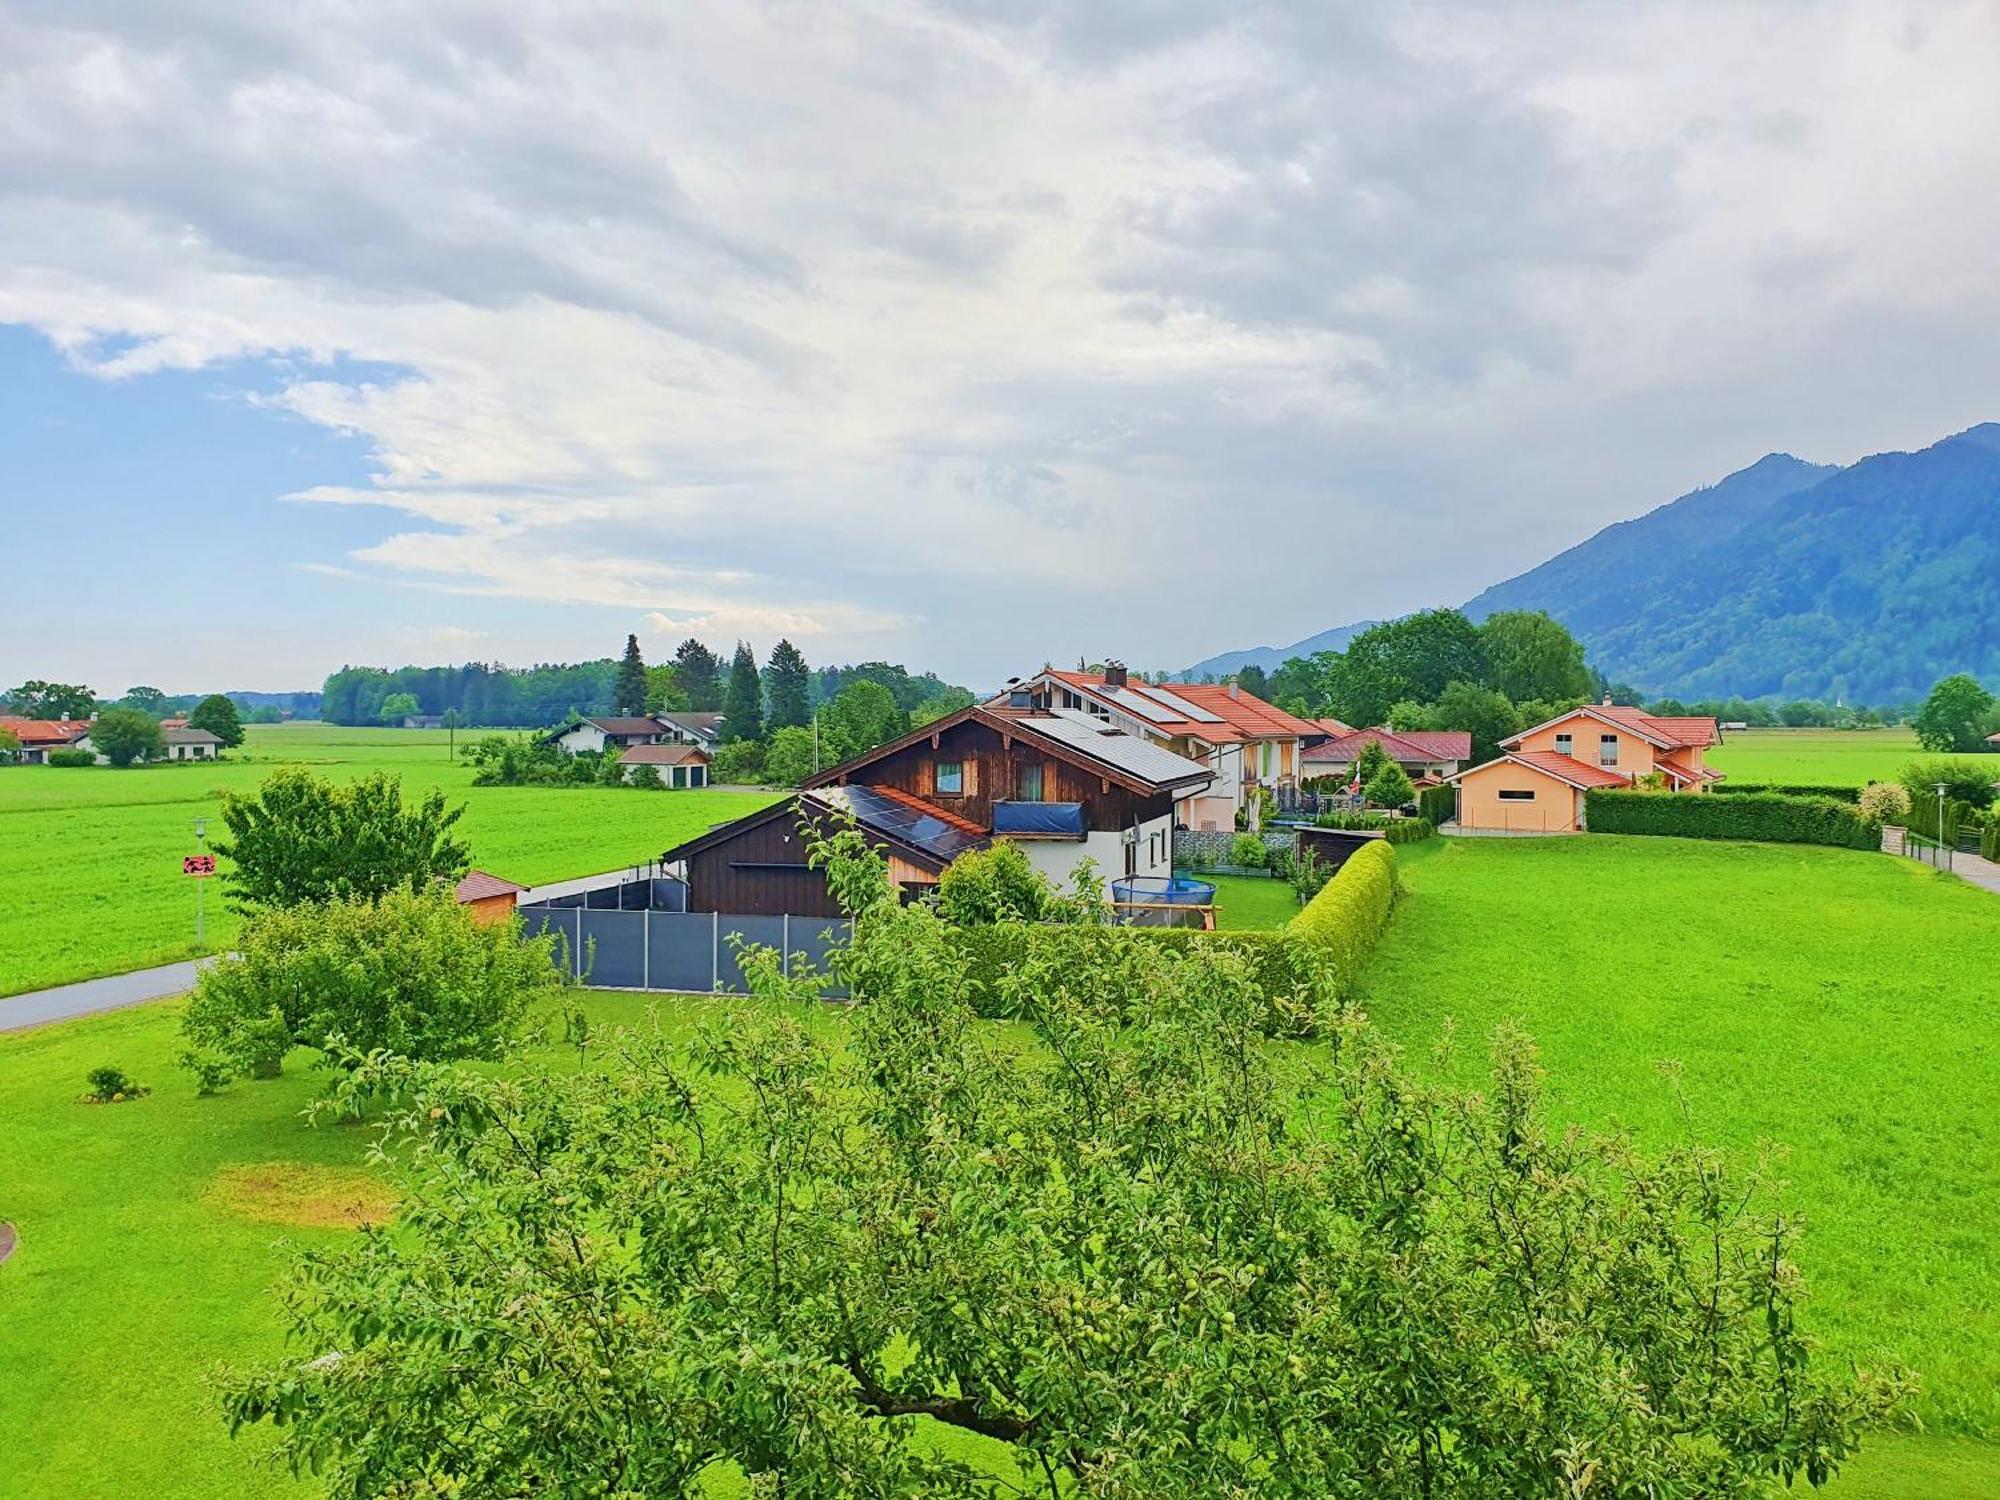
1356, 835, 2000, 1478
0, 723, 779, 1000
1708, 725, 1924, 786
1208, 871, 1300, 929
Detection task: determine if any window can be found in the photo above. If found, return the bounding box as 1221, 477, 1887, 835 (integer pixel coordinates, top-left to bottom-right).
1017, 764, 1044, 801
1498, 789, 1536, 802
1599, 734, 1619, 767
935, 760, 964, 795
1554, 732, 1572, 756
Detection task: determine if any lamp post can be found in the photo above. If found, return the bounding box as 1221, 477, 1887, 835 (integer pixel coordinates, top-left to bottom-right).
1936, 783, 1949, 858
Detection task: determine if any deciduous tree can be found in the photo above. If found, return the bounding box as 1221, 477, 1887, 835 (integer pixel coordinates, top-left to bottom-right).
4, 679, 96, 720
89, 707, 164, 767
1913, 673, 1997, 753
189, 693, 245, 748
1477, 610, 1594, 704
1335, 609, 1488, 725
120, 685, 168, 714
821, 679, 903, 759
378, 691, 420, 725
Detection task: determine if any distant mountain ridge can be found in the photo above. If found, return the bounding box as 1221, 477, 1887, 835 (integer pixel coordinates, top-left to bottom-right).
1183, 620, 1378, 679
1187, 423, 2000, 703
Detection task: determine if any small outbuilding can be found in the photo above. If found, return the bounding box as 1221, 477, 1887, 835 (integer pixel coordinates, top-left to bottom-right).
454, 869, 527, 925
618, 742, 710, 787
162, 726, 223, 761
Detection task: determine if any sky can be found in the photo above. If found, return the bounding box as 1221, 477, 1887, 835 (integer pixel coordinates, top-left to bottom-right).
3, 2, 1999, 695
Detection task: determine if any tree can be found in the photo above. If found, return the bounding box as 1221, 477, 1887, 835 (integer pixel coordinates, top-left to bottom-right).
89, 707, 164, 767
189, 693, 245, 749
1913, 673, 1997, 753
1363, 761, 1416, 809
378, 691, 420, 725
1352, 738, 1393, 786
707, 740, 763, 784
644, 664, 688, 715
910, 689, 974, 728
1431, 680, 1523, 765
765, 639, 812, 731
212, 769, 470, 913
722, 642, 764, 744
178, 884, 564, 1086
761, 724, 820, 787
0, 727, 18, 763
1234, 664, 1269, 700
223, 827, 1900, 1494
4, 680, 96, 720
1335, 610, 1488, 725
613, 634, 649, 717
821, 679, 904, 760
673, 640, 724, 712
1477, 611, 1594, 704
120, 685, 168, 714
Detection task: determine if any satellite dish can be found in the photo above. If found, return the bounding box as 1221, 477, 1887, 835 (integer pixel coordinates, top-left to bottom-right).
0, 1221, 17, 1265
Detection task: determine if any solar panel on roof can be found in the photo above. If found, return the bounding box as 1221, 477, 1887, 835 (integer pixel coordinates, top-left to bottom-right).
810, 785, 988, 863
1107, 687, 1178, 724
1133, 684, 1223, 723
1017, 713, 1214, 786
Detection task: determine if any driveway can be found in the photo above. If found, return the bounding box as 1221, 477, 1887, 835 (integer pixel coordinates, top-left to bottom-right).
0, 960, 209, 1033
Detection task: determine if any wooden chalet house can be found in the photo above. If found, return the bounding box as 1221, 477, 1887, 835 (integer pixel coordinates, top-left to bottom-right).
658, 703, 1214, 917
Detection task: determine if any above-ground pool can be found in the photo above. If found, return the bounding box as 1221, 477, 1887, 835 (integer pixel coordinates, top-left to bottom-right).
1110, 875, 1218, 927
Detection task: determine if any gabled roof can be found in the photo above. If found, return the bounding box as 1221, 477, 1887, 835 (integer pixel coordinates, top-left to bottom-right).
162, 726, 222, 745
619, 742, 707, 765
1453, 750, 1630, 791
805, 704, 1212, 797
1310, 717, 1356, 738
1032, 672, 1320, 744
454, 869, 526, 903
661, 788, 990, 875
1303, 726, 1472, 764
658, 711, 725, 740
1503, 703, 1719, 752
0, 716, 93, 745
586, 716, 670, 737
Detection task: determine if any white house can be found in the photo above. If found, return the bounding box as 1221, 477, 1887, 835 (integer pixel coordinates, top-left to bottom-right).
543, 715, 673, 756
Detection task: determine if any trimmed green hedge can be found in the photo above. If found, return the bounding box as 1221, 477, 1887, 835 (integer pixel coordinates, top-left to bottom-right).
1584, 790, 1878, 849
952, 839, 1402, 1023
1417, 784, 1455, 826
1311, 813, 1436, 844
1713, 781, 1862, 803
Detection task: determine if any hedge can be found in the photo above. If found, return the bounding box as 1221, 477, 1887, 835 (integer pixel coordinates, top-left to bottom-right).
1984, 822, 1998, 862
1583, 790, 1878, 850
1417, 784, 1455, 826
1311, 813, 1436, 845
1713, 781, 1862, 803
44, 748, 97, 768
952, 839, 1401, 1024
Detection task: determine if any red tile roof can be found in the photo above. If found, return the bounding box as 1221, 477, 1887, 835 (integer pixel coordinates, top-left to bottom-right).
454, 869, 525, 903
1303, 726, 1473, 764
868, 782, 988, 836
618, 742, 706, 765
0, 716, 93, 745
1045, 673, 1320, 742
1505, 750, 1631, 789
1586, 704, 1720, 749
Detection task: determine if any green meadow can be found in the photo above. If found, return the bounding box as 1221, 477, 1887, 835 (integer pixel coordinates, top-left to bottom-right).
1707, 725, 1925, 786
3, 832, 1997, 1495
0, 723, 779, 999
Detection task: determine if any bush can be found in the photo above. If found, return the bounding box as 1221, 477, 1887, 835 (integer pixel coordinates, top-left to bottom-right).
708, 740, 763, 784
83, 1065, 148, 1103
1857, 782, 1911, 825
1985, 821, 1999, 862
1714, 781, 1862, 802
1227, 832, 1268, 869
178, 883, 567, 1088
1899, 758, 2000, 812
1362, 762, 1416, 809
1904, 792, 1974, 846
44, 748, 96, 767
1584, 791, 1879, 849
937, 841, 1056, 924
1417, 783, 1455, 825
1286, 839, 1398, 997
1312, 812, 1436, 845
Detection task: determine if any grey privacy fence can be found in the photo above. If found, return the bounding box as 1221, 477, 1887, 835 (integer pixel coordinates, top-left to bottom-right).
518, 904, 854, 997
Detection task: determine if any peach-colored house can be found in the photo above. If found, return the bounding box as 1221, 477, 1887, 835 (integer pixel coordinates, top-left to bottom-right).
1450, 701, 1722, 832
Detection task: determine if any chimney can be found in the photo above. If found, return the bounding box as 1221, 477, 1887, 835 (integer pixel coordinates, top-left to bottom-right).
1103, 661, 1128, 689
1228, 682, 1241, 700
1601, 694, 1613, 707
60, 711, 70, 722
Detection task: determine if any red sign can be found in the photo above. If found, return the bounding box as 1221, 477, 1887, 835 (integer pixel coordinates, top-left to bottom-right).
183, 855, 216, 878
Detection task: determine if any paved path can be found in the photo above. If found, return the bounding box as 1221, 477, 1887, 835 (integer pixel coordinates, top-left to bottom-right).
0, 960, 209, 1033
1953, 850, 2000, 897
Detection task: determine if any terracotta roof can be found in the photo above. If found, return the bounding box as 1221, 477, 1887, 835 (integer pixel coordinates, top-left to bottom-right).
0, 716, 93, 745
1042, 672, 1320, 742
1503, 704, 1719, 752
1310, 717, 1356, 738
1502, 750, 1631, 790
1304, 726, 1472, 764
454, 869, 525, 903
618, 742, 706, 765
866, 782, 988, 837
159, 718, 188, 730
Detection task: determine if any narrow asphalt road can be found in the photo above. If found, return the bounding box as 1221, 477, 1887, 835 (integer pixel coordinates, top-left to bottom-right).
0, 960, 209, 1033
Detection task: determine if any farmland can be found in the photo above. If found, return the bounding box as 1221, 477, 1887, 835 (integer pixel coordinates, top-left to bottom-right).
4, 832, 1998, 1494
0, 724, 779, 1000
1707, 725, 1925, 786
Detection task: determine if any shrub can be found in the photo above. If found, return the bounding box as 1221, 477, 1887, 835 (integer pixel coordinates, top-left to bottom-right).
1417, 783, 1455, 825
1904, 792, 1974, 846
178, 884, 567, 1088
1584, 790, 1878, 849
44, 748, 96, 767
1313, 812, 1436, 845
1286, 839, 1398, 997
83, 1065, 148, 1103
1857, 781, 1911, 825
1362, 762, 1416, 809
1714, 781, 1862, 802
708, 740, 763, 784
1227, 832, 1268, 869
938, 841, 1055, 925
627, 763, 665, 790
1985, 821, 1999, 862
178, 1048, 237, 1096
1288, 845, 1330, 901
1899, 758, 2000, 811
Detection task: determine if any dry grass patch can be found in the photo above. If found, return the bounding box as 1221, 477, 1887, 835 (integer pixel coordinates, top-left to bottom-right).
208, 1162, 397, 1230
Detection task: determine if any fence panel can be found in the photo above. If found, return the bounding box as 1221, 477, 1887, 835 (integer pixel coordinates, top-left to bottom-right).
785, 917, 853, 991
716, 916, 789, 993
518, 905, 853, 996
644, 912, 722, 991
579, 909, 648, 987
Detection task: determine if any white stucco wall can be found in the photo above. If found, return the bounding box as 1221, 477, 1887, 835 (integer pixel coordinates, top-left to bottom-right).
1013, 812, 1175, 893
555, 723, 608, 755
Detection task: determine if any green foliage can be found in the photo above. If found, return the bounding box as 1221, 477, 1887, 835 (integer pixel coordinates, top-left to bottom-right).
1227, 831, 1268, 869
3, 679, 96, 719
627, 763, 666, 790
1353, 737, 1392, 785
1714, 781, 1862, 801
820, 678, 905, 761
1857, 781, 1911, 824
909, 687, 976, 727
376, 691, 420, 725
1288, 844, 1330, 901
760, 724, 820, 786
44, 747, 97, 768
90, 707, 164, 766
1312, 814, 1436, 844
1234, 663, 1267, 699
1479, 610, 1595, 702
178, 884, 562, 1088
707, 739, 763, 783
83, 1065, 146, 1103
1285, 838, 1398, 992
1418, 783, 1455, 825
936, 840, 1059, 924
1335, 608, 1490, 725
1363, 761, 1416, 809
1431, 679, 1524, 763
722, 641, 763, 743
212, 769, 470, 913
1984, 821, 1999, 862
764, 638, 812, 730
1914, 673, 1997, 753
672, 639, 724, 711
468, 735, 597, 787
0, 726, 18, 761
643, 662, 688, 714
120, 685, 167, 713
612, 633, 648, 716
1584, 790, 1879, 849
1899, 758, 2000, 811
188, 693, 244, 748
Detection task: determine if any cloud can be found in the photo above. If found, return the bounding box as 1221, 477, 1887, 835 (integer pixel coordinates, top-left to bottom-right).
4, 1, 2000, 681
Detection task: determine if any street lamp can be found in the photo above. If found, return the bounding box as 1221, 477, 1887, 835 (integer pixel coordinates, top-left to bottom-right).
1936, 783, 1949, 856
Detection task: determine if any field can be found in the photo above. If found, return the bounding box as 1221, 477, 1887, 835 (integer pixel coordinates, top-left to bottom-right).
4, 832, 1998, 1495
0, 723, 779, 1000
1708, 725, 1924, 786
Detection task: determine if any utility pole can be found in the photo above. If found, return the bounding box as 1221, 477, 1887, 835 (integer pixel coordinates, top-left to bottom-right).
193, 815, 207, 947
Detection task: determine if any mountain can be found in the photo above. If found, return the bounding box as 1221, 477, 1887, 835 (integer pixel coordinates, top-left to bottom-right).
1185, 620, 1378, 680
1187, 424, 2000, 703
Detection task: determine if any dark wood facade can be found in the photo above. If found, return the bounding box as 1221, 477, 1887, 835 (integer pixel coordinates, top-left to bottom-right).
825, 716, 1178, 833
681, 804, 850, 918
